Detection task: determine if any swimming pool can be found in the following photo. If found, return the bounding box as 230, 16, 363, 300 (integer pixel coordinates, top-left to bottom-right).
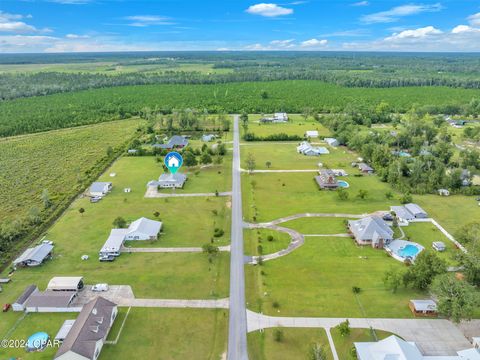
26, 332, 49, 352
386, 240, 424, 263
338, 180, 350, 188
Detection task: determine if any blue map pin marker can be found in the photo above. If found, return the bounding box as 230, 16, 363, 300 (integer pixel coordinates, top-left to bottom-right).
164, 152, 183, 174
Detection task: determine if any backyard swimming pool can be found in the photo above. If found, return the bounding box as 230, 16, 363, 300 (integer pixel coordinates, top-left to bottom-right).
386, 240, 424, 263
26, 332, 49, 352
338, 180, 350, 188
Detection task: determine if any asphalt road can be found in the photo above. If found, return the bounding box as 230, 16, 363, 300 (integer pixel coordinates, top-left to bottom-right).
227, 115, 249, 360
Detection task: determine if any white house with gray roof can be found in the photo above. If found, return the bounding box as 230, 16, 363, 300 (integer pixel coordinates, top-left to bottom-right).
89, 182, 112, 197
153, 135, 189, 149
13, 243, 54, 267
391, 203, 428, 224
54, 297, 117, 360
348, 216, 394, 249
124, 217, 162, 240
148, 172, 187, 189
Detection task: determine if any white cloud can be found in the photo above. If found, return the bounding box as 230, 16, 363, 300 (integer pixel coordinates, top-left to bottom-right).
124, 15, 173, 27
270, 39, 295, 48
361, 3, 443, 24
301, 38, 328, 47
65, 33, 90, 39
246, 3, 293, 17
385, 26, 442, 41
352, 1, 369, 6
0, 11, 50, 34
343, 24, 480, 51
468, 13, 480, 27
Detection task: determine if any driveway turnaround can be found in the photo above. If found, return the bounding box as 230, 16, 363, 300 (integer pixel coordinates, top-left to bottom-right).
227, 115, 249, 360
246, 311, 472, 356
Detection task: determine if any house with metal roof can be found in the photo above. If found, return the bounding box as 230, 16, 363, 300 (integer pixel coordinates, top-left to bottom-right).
355, 335, 480, 360
201, 134, 217, 142
391, 205, 415, 223
47, 277, 84, 292
297, 141, 330, 156
151, 172, 188, 188
89, 182, 112, 197
348, 216, 394, 249
55, 319, 76, 342
324, 137, 339, 147
404, 203, 428, 218
13, 285, 38, 311
25, 291, 79, 313
124, 217, 162, 241
305, 130, 319, 138
153, 135, 189, 149
99, 229, 128, 257
54, 297, 118, 360
13, 243, 54, 267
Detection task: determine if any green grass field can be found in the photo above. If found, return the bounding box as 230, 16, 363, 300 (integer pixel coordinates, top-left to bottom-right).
243, 114, 331, 139
100, 308, 228, 360
331, 328, 395, 360
248, 328, 332, 360
280, 217, 349, 234
244, 229, 292, 257
246, 236, 425, 318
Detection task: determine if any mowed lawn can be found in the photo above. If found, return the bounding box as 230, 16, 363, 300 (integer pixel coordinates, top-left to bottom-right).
280, 217, 349, 234
246, 236, 424, 318
243, 114, 331, 138
240, 142, 354, 170
244, 229, 292, 257
248, 328, 333, 360
101, 308, 228, 360
331, 328, 395, 360
402, 223, 462, 266
242, 172, 401, 223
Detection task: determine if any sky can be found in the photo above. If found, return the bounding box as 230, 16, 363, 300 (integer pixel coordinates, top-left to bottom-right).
1, 0, 480, 53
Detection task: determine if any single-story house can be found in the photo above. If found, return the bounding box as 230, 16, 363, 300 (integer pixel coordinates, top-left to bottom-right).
297, 142, 329, 156
156, 172, 188, 188
260, 113, 288, 123
433, 241, 446, 252
153, 135, 189, 149
409, 299, 438, 317
89, 182, 112, 198
324, 137, 339, 147
99, 229, 128, 257
12, 285, 38, 311
358, 163, 374, 174
404, 203, 428, 218
332, 169, 348, 177
315, 170, 339, 190
25, 291, 79, 313
438, 188, 450, 196
13, 243, 54, 267
355, 335, 480, 360
348, 216, 394, 249
124, 217, 162, 241
305, 130, 319, 138
55, 319, 76, 342
201, 134, 216, 142
54, 297, 118, 360
47, 277, 84, 292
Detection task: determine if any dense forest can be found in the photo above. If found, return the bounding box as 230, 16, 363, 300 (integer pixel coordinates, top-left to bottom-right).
1, 52, 480, 100
1, 80, 480, 137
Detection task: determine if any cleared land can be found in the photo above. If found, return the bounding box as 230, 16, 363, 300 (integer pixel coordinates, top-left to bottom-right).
246, 236, 424, 318
244, 229, 292, 257
243, 114, 330, 138
248, 328, 332, 360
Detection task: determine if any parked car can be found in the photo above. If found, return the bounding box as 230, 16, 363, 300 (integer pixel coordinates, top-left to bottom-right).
382, 213, 394, 221
3, 303, 11, 312
92, 283, 109, 292
90, 196, 102, 203
99, 255, 115, 262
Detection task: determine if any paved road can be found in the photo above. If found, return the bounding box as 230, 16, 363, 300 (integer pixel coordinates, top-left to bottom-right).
227, 115, 249, 360
240, 168, 318, 173
246, 311, 472, 356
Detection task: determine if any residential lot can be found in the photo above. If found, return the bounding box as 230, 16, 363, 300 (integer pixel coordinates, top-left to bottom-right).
243, 114, 330, 138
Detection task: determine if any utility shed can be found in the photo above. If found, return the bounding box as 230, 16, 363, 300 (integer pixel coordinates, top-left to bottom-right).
25, 291, 79, 313
12, 284, 38, 311
13, 243, 54, 267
